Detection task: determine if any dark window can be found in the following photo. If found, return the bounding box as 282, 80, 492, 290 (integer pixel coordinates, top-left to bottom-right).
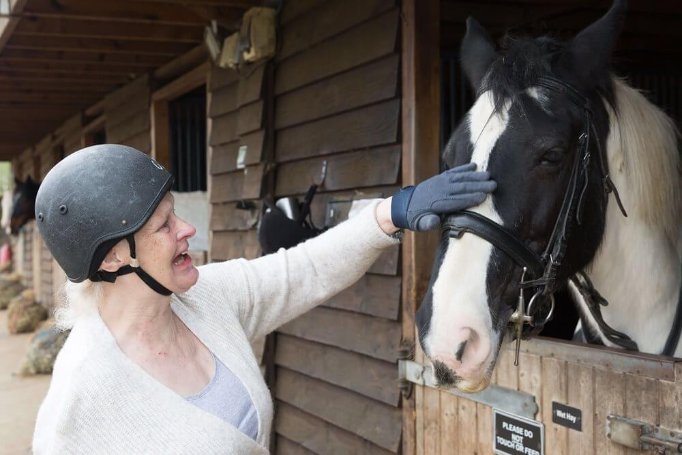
441, 51, 474, 152
169, 86, 207, 192
84, 127, 106, 147
92, 129, 107, 145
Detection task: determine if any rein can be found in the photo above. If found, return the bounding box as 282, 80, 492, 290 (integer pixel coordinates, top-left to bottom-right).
443, 76, 638, 363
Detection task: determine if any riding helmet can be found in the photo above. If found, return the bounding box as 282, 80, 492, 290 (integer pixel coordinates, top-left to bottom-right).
35, 144, 174, 283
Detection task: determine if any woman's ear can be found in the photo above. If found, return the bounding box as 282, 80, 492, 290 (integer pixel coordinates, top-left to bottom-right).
98, 240, 129, 273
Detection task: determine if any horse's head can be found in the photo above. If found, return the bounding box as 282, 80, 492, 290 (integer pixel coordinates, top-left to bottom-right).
417, 0, 627, 392
9, 176, 40, 235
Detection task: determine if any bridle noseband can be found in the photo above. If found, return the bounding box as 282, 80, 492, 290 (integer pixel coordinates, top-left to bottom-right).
442, 76, 634, 364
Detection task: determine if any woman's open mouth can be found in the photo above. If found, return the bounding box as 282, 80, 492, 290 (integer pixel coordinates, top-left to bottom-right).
172, 251, 191, 268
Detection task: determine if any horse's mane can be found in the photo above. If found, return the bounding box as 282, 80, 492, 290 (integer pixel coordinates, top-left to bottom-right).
607, 78, 682, 246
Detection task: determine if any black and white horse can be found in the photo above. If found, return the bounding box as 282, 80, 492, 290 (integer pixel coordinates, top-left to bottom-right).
417, 0, 681, 392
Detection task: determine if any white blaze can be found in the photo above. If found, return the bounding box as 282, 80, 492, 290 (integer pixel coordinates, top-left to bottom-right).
423, 91, 509, 380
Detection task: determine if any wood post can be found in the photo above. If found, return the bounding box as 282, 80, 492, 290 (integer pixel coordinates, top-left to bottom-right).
401, 0, 440, 453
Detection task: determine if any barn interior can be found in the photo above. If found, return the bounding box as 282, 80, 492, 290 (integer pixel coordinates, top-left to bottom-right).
440, 0, 681, 138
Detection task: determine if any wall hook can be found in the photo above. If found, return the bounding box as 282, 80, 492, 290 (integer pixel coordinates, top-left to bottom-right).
314, 160, 328, 187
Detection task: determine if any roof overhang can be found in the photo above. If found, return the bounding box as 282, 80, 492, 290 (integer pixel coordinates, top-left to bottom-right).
0, 0, 262, 160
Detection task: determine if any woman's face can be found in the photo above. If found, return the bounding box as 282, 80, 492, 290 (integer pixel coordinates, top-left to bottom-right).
134, 193, 198, 294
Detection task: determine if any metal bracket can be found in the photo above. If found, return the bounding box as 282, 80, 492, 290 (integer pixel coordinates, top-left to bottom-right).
607, 415, 682, 454
398, 343, 414, 399
398, 360, 538, 419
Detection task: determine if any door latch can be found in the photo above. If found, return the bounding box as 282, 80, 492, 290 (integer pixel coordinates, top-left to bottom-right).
607, 415, 682, 454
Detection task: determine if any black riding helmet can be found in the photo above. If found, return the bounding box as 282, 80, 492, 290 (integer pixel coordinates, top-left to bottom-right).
35, 144, 174, 295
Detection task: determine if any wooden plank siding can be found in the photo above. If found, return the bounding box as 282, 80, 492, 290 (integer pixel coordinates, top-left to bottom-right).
208, 63, 268, 262
272, 1, 403, 453
413, 339, 682, 454
104, 75, 152, 152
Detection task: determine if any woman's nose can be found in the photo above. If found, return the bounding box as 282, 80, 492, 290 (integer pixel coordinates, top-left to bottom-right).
176, 217, 196, 240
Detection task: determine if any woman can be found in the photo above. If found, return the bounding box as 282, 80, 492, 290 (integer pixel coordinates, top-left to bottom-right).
32, 144, 495, 453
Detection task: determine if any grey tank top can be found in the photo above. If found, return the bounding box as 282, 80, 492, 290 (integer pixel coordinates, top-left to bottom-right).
185, 353, 258, 440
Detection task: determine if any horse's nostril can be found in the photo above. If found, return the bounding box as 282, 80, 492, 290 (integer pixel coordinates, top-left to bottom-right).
432, 360, 457, 385
455, 340, 468, 362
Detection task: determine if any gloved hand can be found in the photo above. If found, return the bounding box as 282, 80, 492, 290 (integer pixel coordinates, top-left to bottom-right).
391, 163, 496, 231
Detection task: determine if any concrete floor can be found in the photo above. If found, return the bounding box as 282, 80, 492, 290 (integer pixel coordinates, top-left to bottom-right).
0, 310, 51, 455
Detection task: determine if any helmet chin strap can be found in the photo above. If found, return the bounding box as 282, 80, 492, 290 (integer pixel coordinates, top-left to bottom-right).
90, 235, 172, 296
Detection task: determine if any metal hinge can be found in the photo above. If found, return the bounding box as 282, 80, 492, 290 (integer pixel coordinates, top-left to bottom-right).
607, 415, 682, 454
397, 343, 414, 399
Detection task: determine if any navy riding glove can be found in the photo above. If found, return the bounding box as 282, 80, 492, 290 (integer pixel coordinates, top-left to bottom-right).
391, 163, 496, 231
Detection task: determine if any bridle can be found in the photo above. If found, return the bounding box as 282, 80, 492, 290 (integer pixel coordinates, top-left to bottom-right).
442, 76, 634, 364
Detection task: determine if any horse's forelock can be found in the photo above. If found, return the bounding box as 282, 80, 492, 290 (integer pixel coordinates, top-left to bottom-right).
481, 35, 564, 113
480, 34, 616, 116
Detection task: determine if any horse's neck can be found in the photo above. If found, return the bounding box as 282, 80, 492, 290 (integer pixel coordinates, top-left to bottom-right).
586, 175, 682, 356
585, 79, 682, 356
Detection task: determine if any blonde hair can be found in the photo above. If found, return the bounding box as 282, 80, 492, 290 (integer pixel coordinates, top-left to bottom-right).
608, 78, 681, 241
54, 280, 103, 330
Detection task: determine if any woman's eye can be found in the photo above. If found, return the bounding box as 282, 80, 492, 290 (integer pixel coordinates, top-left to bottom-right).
538, 148, 565, 166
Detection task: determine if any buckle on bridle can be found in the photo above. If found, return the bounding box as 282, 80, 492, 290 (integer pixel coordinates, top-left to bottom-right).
510, 268, 556, 366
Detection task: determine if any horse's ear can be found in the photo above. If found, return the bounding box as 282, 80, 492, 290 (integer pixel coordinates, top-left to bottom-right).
461, 17, 498, 93
562, 0, 627, 86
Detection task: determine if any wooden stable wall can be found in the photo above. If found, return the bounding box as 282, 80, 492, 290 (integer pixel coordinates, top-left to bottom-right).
208, 63, 268, 262
413, 340, 682, 454
271, 1, 404, 453
104, 75, 152, 153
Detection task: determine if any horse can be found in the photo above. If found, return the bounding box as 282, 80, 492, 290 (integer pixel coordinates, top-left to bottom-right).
7, 177, 40, 235
416, 0, 681, 393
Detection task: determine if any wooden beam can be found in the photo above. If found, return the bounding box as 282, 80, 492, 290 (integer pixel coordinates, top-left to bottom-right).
22, 0, 207, 25
150, 99, 170, 168
14, 16, 203, 42
0, 91, 100, 104
401, 1, 440, 455
116, 0, 256, 7
153, 44, 208, 82
7, 35, 193, 55
0, 105, 76, 115
0, 59, 158, 75
1, 48, 170, 66
84, 97, 106, 118
0, 83, 112, 94
152, 62, 208, 101
0, 69, 130, 82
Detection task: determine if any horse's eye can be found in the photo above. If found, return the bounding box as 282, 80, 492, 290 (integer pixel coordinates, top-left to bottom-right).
538, 148, 565, 167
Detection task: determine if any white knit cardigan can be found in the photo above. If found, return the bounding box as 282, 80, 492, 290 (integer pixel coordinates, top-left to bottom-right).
33, 202, 398, 454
